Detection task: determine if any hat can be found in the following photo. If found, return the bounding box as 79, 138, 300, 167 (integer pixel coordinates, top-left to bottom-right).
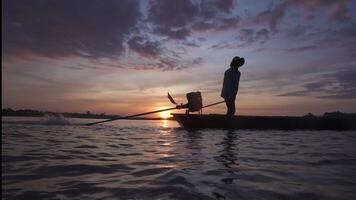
230, 56, 245, 68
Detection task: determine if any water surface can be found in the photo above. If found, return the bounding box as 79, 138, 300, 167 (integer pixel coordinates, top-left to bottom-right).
2, 117, 356, 199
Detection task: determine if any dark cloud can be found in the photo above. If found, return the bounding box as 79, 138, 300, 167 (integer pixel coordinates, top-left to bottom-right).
210, 42, 230, 50
304, 82, 328, 91
319, 89, 356, 99
306, 22, 356, 56
209, 28, 270, 49
278, 69, 356, 99
148, 0, 239, 39
251, 0, 351, 31
277, 90, 310, 97
286, 45, 317, 52
292, 0, 351, 22
252, 2, 287, 32
149, 0, 198, 28
148, 0, 197, 39
91, 56, 204, 71
3, 0, 141, 59
192, 57, 203, 65
322, 23, 356, 49
3, 0, 207, 71
127, 35, 161, 58
182, 41, 200, 48
154, 26, 191, 40
192, 16, 240, 32
156, 57, 204, 71
197, 37, 207, 42
214, 0, 237, 12
236, 28, 270, 47
285, 24, 309, 38
239, 29, 255, 44
256, 28, 270, 43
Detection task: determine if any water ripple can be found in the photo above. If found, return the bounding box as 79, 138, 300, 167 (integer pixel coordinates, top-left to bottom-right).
2, 118, 356, 200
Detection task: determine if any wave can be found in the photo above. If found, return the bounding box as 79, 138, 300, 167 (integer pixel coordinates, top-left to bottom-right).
2, 115, 71, 126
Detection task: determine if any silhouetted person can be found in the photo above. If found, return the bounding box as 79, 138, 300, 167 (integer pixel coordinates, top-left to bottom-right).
221, 56, 245, 116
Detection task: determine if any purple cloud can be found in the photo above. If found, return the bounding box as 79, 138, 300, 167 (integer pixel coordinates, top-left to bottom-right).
286, 45, 317, 52
278, 69, 356, 99
148, 0, 240, 39
3, 0, 141, 60
128, 35, 162, 58
256, 28, 270, 43
235, 28, 270, 47
148, 0, 197, 39
251, 0, 351, 31
3, 0, 208, 71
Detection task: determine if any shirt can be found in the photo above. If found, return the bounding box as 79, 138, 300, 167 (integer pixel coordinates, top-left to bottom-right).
221, 68, 241, 99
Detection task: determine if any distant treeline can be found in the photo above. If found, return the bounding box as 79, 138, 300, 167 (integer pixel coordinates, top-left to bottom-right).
2, 108, 120, 119
2, 108, 354, 120
304, 111, 356, 118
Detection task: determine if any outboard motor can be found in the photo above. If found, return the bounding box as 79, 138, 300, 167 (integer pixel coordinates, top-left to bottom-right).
168, 91, 203, 113
185, 92, 202, 112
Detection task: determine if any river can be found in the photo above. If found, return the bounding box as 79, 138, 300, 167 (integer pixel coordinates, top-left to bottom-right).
2, 117, 356, 199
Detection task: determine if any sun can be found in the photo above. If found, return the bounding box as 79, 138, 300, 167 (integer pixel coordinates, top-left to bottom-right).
160, 111, 171, 119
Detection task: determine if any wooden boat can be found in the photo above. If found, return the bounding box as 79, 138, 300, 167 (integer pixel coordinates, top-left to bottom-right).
172, 113, 356, 130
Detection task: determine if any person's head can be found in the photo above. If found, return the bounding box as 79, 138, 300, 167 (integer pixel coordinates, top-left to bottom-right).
230, 56, 245, 69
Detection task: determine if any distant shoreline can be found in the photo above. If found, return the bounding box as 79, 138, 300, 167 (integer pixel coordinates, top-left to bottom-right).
2, 108, 355, 121
1, 108, 174, 120
2, 115, 174, 120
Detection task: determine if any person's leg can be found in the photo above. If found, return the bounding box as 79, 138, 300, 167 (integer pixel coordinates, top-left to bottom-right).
225, 98, 230, 115
230, 99, 236, 115
225, 98, 235, 116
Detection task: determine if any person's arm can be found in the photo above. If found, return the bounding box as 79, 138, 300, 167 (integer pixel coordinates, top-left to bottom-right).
222, 70, 233, 98
233, 71, 241, 96
221, 71, 227, 97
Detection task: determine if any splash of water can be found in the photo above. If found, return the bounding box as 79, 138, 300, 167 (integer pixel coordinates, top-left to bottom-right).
42, 113, 70, 125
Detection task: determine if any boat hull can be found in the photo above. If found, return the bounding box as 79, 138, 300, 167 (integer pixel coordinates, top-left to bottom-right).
172, 114, 356, 130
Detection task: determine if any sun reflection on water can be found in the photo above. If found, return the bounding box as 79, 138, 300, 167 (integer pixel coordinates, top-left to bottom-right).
162, 119, 168, 128
160, 111, 171, 119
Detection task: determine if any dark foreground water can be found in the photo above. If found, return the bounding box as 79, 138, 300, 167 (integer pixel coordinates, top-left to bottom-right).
2, 117, 356, 200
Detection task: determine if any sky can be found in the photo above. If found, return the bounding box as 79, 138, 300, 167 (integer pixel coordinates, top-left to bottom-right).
2, 0, 356, 117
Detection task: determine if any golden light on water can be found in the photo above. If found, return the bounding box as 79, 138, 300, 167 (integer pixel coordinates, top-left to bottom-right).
160, 111, 171, 119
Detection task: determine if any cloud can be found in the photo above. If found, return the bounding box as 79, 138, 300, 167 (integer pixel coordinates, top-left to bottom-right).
208, 27, 271, 50
148, 0, 197, 39
127, 35, 162, 58
210, 27, 270, 50
214, 0, 237, 12
321, 22, 356, 46
251, 0, 351, 31
277, 90, 310, 97
3, 0, 141, 60
192, 16, 240, 32
148, 0, 240, 39
278, 69, 356, 99
286, 45, 317, 52
284, 24, 309, 38
292, 0, 351, 22
235, 28, 270, 47
3, 1, 211, 71
239, 29, 254, 43
182, 40, 200, 48
306, 22, 356, 56
91, 56, 204, 71
210, 42, 230, 50
153, 27, 191, 40
156, 57, 204, 71
256, 28, 270, 43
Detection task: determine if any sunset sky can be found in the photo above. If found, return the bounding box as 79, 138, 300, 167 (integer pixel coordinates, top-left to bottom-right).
3, 0, 356, 117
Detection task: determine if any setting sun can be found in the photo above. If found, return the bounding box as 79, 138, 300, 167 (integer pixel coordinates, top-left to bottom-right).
160, 111, 171, 119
